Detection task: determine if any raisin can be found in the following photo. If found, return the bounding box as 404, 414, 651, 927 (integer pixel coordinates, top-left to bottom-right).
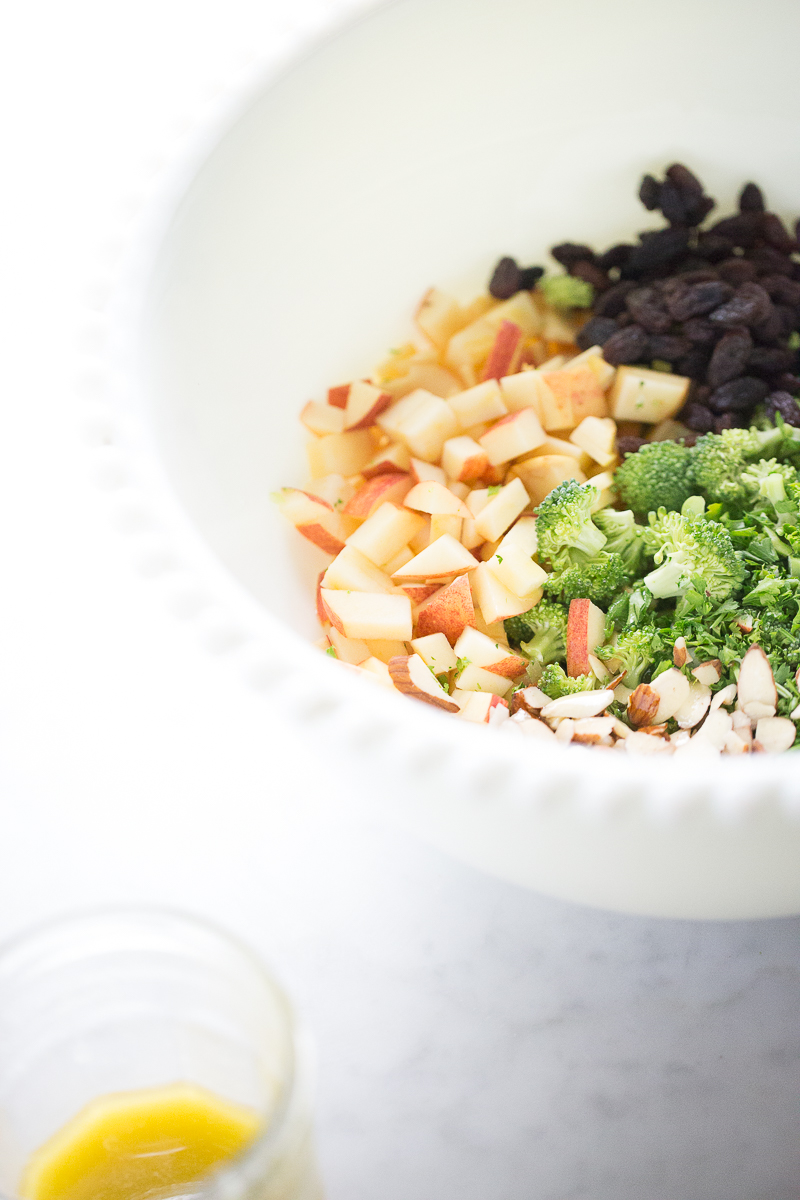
625, 286, 672, 333
639, 174, 661, 211
747, 347, 797, 377
666, 163, 705, 196
681, 317, 717, 345
519, 265, 544, 290
602, 324, 650, 366
706, 328, 752, 389
774, 305, 797, 339
709, 376, 769, 412
676, 348, 712, 379
597, 244, 634, 271
682, 403, 715, 433
708, 212, 764, 248
708, 282, 773, 328
571, 260, 610, 292
666, 280, 735, 321
714, 413, 745, 433
621, 228, 691, 277
575, 316, 619, 352
739, 182, 765, 213
778, 373, 800, 395
616, 436, 647, 455
648, 334, 691, 362
659, 180, 691, 225
593, 280, 638, 318
489, 257, 522, 299
697, 233, 735, 262
551, 243, 596, 269
765, 390, 800, 427
762, 213, 798, 254
747, 245, 794, 276
752, 309, 784, 346
716, 258, 758, 287
758, 275, 800, 306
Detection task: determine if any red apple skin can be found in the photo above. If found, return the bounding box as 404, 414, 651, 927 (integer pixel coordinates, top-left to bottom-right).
402, 584, 441, 604
482, 320, 523, 381
566, 598, 594, 677
316, 572, 329, 626
485, 695, 510, 722
328, 384, 351, 408
362, 451, 407, 479
344, 387, 392, 431
414, 573, 476, 644
342, 473, 412, 519
486, 653, 527, 679
320, 593, 346, 635
296, 523, 346, 555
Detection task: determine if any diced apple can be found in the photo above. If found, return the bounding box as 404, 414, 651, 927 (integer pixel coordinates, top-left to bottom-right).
404, 480, 472, 519
498, 370, 544, 418
569, 416, 617, 467
322, 545, 397, 595
346, 501, 425, 567
609, 366, 691, 423
507, 454, 586, 506
320, 589, 413, 641
410, 632, 458, 673
457, 663, 514, 697
414, 574, 476, 644
327, 383, 351, 408
361, 442, 412, 478
456, 692, 510, 724
566, 598, 606, 677
394, 389, 459, 462
445, 292, 541, 380
415, 288, 466, 351
466, 488, 492, 517
307, 473, 356, 511
391, 534, 479, 581
480, 538, 502, 562
300, 400, 347, 435
364, 638, 409, 664
544, 365, 608, 424
562, 346, 616, 391
471, 561, 542, 625
342, 472, 413, 519
359, 657, 396, 688
479, 407, 547, 466
442, 435, 490, 483
272, 487, 348, 555
518, 436, 593, 472
460, 517, 484, 552
382, 362, 463, 401
448, 481, 471, 500
344, 380, 393, 430
382, 545, 415, 576
327, 626, 371, 665
487, 516, 547, 597
409, 516, 431, 554
430, 514, 462, 542
401, 583, 441, 605
409, 457, 447, 485
453, 626, 527, 679
388, 653, 460, 712
482, 320, 524, 380
587, 471, 615, 512
306, 429, 376, 478
316, 571, 329, 626
448, 379, 507, 429
376, 390, 429, 441
526, 371, 573, 431
473, 477, 530, 542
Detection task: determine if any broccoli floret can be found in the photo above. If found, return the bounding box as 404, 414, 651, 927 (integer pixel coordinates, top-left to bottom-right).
690, 428, 790, 505
535, 480, 607, 566
594, 625, 663, 689
539, 274, 594, 310
642, 508, 745, 601
504, 599, 568, 664
741, 458, 797, 502
538, 663, 596, 699
613, 440, 695, 517
543, 552, 629, 608
591, 508, 647, 575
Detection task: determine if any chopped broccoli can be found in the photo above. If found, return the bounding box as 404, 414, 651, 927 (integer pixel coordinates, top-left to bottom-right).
690, 427, 789, 505
538, 663, 596, 699
543, 552, 629, 608
535, 480, 607, 566
504, 599, 567, 665
594, 625, 663, 688
613, 440, 695, 517
539, 274, 594, 310
642, 508, 745, 602
591, 508, 647, 575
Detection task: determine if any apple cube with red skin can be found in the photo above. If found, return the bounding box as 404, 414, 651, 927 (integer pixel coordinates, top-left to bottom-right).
561, 346, 616, 391
456, 662, 514, 696
544, 365, 609, 425
391, 534, 479, 582
479, 407, 546, 466
321, 589, 413, 641
566, 598, 607, 678
402, 582, 441, 605
343, 473, 413, 519
415, 288, 466, 351
414, 574, 476, 644
272, 487, 348, 555
361, 442, 412, 478
393, 389, 459, 463
453, 626, 526, 679
456, 692, 510, 724
346, 502, 425, 567
471, 561, 542, 625
327, 383, 351, 408
409, 457, 447, 485
441, 435, 489, 483
404, 481, 471, 519
323, 545, 397, 595
300, 401, 346, 436
482, 320, 523, 381
410, 632, 458, 673
448, 379, 507, 430
306, 429, 376, 478
388, 653, 459, 712
327, 625, 371, 665
344, 380, 393, 430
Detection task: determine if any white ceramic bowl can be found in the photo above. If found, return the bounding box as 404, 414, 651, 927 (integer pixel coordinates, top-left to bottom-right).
109, 0, 800, 918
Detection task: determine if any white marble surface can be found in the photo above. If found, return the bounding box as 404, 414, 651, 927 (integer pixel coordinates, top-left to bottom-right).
0, 2, 799, 1197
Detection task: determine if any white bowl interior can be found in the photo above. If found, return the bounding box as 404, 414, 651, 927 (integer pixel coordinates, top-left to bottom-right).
132, 0, 800, 917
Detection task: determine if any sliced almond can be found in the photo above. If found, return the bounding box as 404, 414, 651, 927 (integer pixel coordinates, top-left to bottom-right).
710, 683, 737, 711
540, 690, 614, 720
511, 686, 550, 715
388, 654, 459, 712
554, 718, 575, 743
626, 683, 659, 728
674, 680, 711, 730
571, 717, 615, 744
641, 723, 668, 736
725, 731, 750, 755
736, 645, 777, 714
672, 636, 688, 669
693, 708, 733, 750
736, 614, 754, 634
610, 717, 631, 740
623, 731, 672, 755
649, 668, 691, 724
741, 699, 777, 721
692, 659, 722, 686
754, 716, 796, 753
516, 716, 557, 741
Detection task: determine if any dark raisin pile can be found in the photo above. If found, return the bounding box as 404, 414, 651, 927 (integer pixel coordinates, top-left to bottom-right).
489, 164, 800, 434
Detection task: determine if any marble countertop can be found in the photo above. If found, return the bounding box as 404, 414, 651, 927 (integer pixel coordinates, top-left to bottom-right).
0, 2, 797, 1196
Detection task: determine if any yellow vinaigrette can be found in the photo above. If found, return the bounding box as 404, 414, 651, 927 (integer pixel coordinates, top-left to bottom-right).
19, 1082, 261, 1200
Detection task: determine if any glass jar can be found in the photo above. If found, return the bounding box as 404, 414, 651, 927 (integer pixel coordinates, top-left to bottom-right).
0, 908, 321, 1200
